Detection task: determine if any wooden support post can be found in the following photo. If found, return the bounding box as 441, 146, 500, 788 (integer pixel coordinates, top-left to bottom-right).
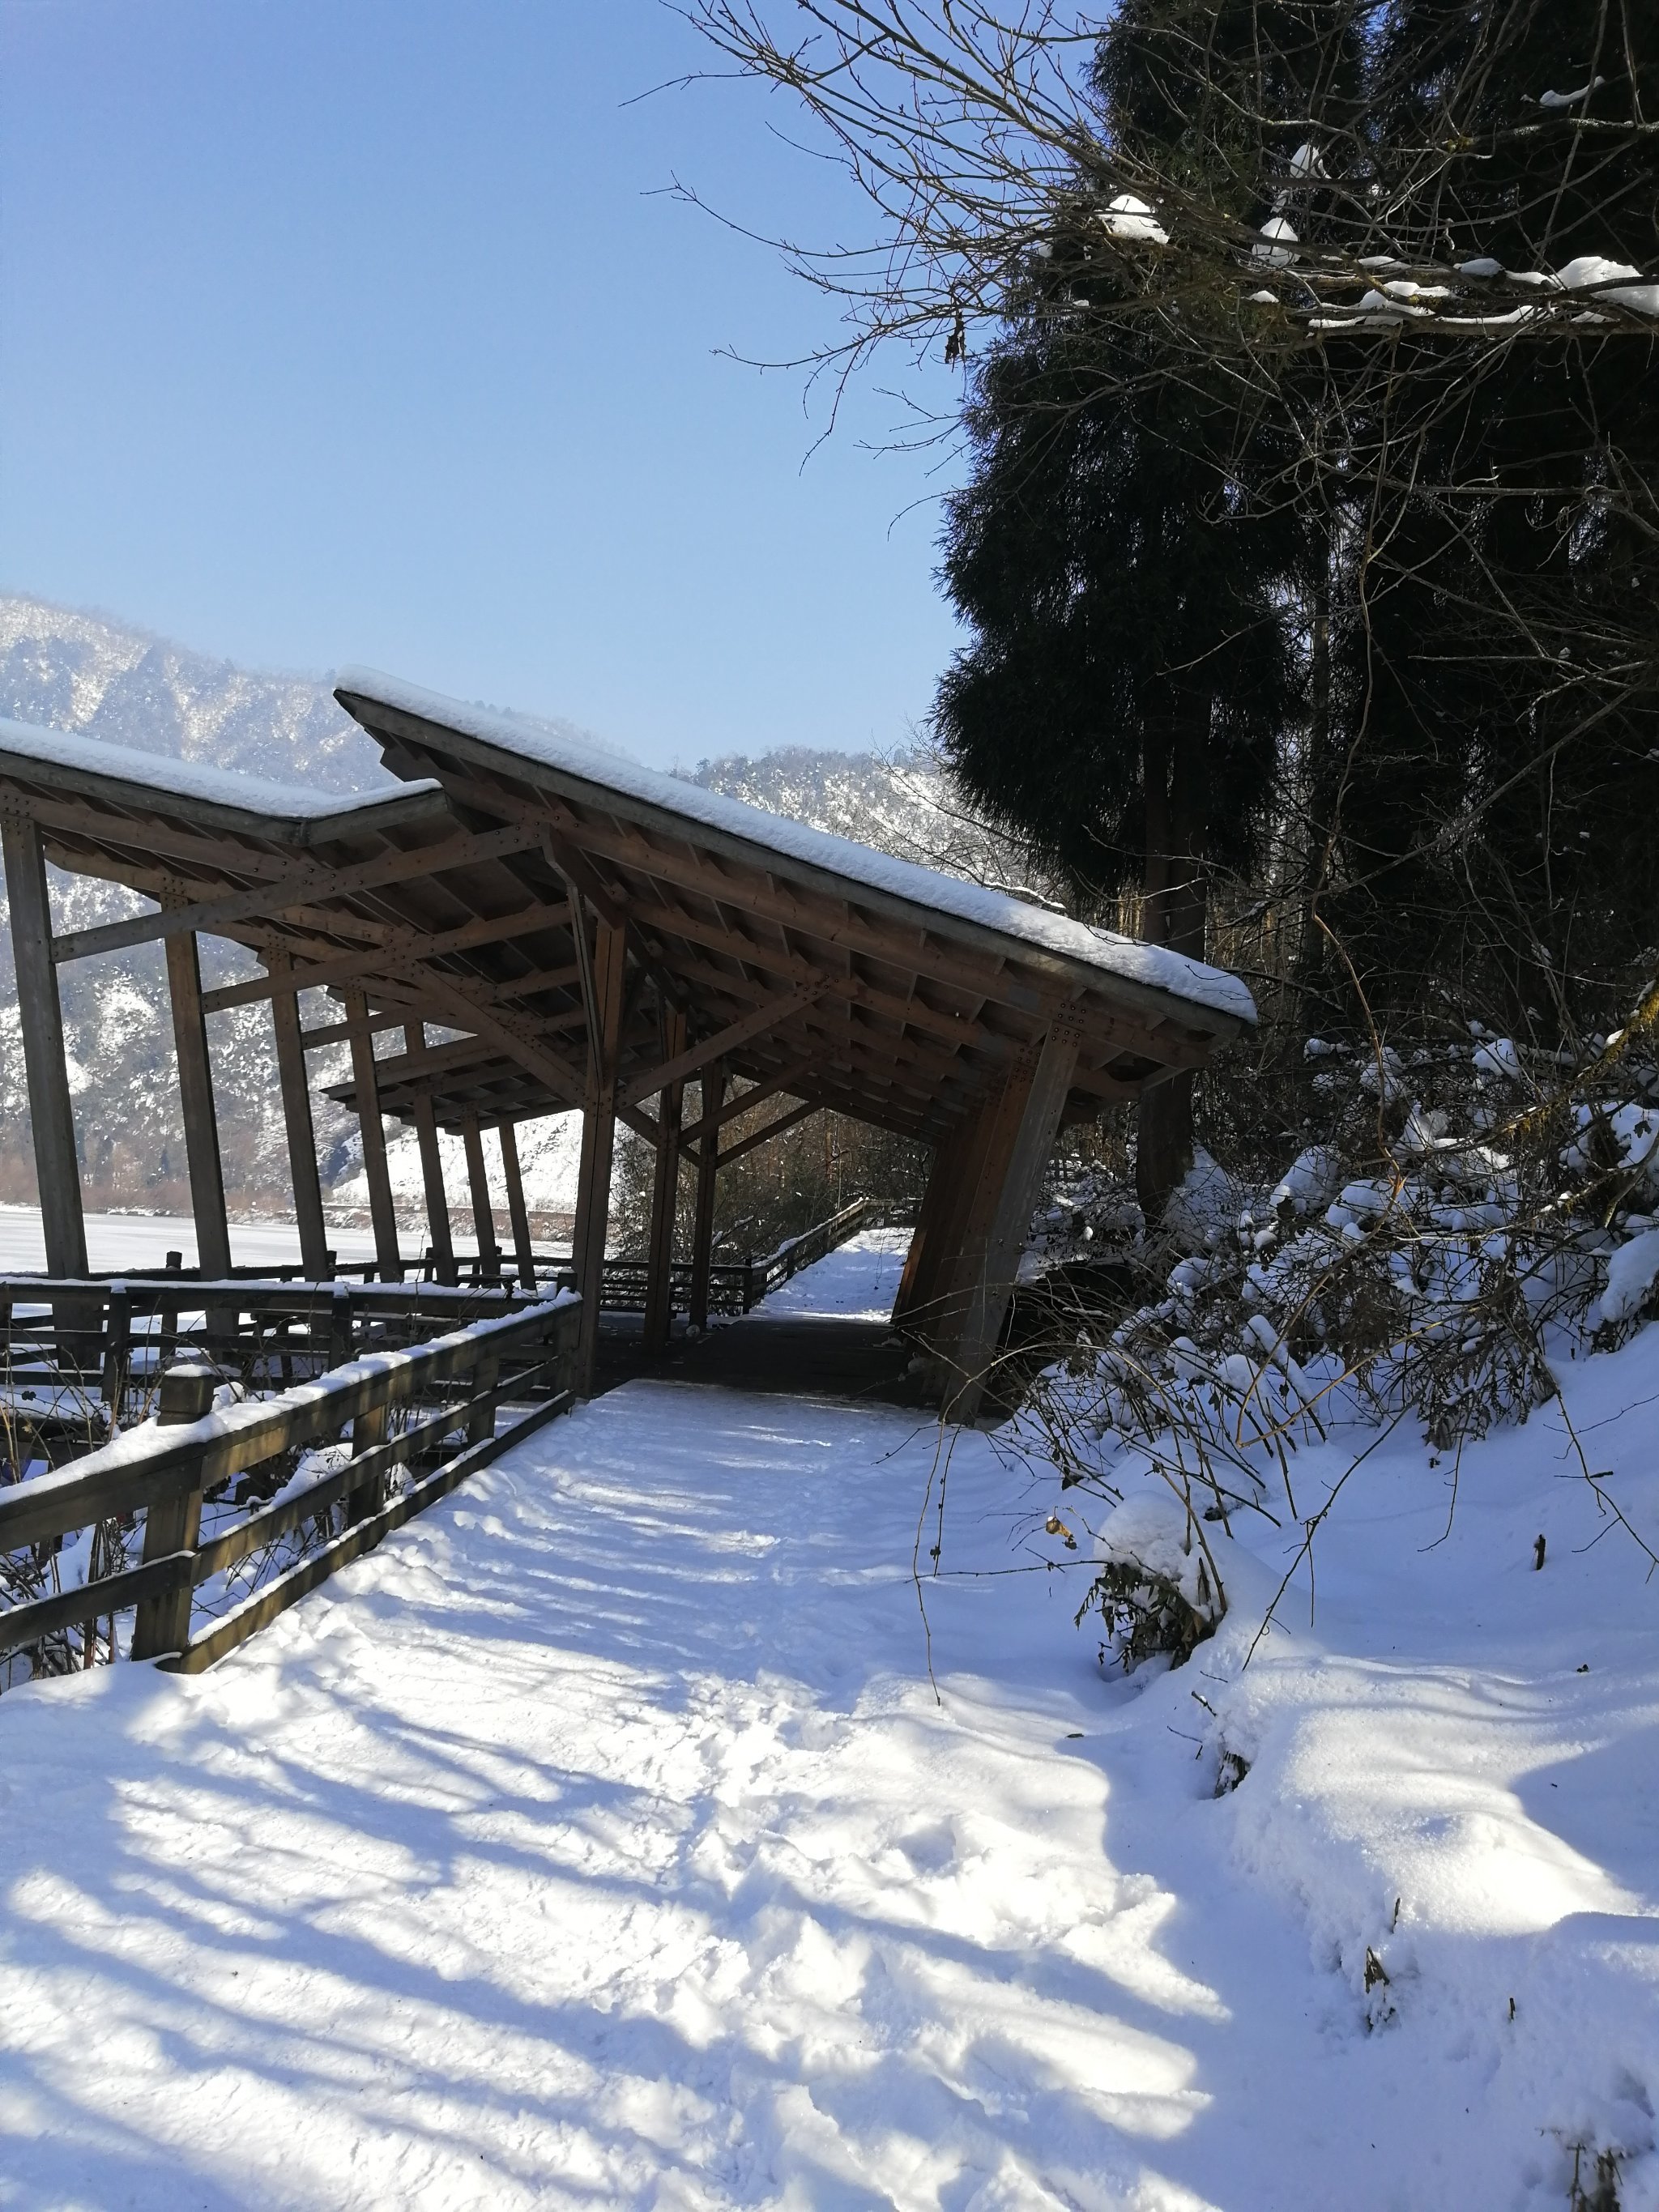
467, 1349, 501, 1445
345, 986, 402, 1283
498, 1120, 537, 1292
571, 914, 628, 1396
462, 1114, 500, 1283
270, 952, 331, 1280
688, 1059, 725, 1333
160, 906, 232, 1282
642, 1006, 687, 1357
130, 1363, 215, 1661
944, 1016, 1083, 1423
924, 1051, 1044, 1392
2, 816, 89, 1281
892, 1130, 965, 1328
100, 1287, 132, 1429
345, 1400, 387, 1528
903, 1102, 1007, 1355
405, 1022, 455, 1285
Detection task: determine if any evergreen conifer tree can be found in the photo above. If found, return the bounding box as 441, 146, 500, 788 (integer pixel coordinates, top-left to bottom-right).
934, 1, 1316, 1212
1329, 2, 1659, 1036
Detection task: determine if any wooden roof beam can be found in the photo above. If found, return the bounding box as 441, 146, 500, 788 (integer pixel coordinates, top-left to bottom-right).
718, 1097, 821, 1168
198, 897, 574, 1014
555, 804, 1055, 1013
616, 982, 827, 1110
679, 1058, 817, 1149
49, 823, 544, 965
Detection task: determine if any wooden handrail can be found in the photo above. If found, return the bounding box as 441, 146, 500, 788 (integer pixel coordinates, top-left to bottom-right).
0, 1294, 580, 1674
0, 1298, 576, 1550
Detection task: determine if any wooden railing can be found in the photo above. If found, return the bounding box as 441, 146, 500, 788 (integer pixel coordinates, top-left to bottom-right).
435, 1195, 911, 1311
738, 1196, 891, 1307
0, 1276, 548, 1468
0, 1294, 580, 1682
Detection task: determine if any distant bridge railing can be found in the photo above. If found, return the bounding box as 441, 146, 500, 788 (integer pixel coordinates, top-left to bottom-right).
29, 1196, 914, 1323
434, 1194, 913, 1311
0, 1294, 579, 1688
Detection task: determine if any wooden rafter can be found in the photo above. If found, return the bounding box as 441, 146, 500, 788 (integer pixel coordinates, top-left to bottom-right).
49, 823, 544, 965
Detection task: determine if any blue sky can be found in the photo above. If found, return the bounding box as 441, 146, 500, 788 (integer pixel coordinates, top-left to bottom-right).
0, 1, 963, 766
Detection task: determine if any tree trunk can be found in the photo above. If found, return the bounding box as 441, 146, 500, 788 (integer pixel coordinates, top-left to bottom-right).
1299, 519, 1337, 1012
1137, 684, 1211, 1222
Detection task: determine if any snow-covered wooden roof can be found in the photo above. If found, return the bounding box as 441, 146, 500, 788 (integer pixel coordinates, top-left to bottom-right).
0, 683, 1256, 1149
331, 671, 1253, 1141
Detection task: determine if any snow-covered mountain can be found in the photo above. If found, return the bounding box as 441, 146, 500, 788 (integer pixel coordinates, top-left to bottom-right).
685, 744, 1055, 903
0, 595, 380, 793
0, 595, 1011, 1227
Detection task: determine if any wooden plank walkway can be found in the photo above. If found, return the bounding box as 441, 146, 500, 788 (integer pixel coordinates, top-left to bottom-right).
594, 1310, 928, 1406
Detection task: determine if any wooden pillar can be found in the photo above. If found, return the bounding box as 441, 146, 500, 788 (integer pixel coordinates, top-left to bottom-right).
571, 914, 627, 1396
162, 902, 232, 1282
944, 1016, 1083, 1422
1, 816, 88, 1280
642, 1006, 687, 1356
688, 1059, 725, 1333
462, 1114, 500, 1282
404, 1022, 455, 1285
926, 1051, 1045, 1392
344, 986, 401, 1282
891, 1127, 966, 1328
906, 1091, 1011, 1355
498, 1120, 537, 1292
269, 953, 330, 1280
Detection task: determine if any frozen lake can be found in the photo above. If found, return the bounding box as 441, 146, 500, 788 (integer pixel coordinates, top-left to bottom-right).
0, 1207, 381, 1275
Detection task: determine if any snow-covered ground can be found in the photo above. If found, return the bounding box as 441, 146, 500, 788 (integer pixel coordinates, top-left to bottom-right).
2, 1241, 1659, 2206
760, 1225, 911, 1319
0, 1206, 378, 1274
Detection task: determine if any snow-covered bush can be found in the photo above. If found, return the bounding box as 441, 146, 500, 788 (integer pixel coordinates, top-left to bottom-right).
1074, 1488, 1222, 1671
1011, 989, 1659, 1669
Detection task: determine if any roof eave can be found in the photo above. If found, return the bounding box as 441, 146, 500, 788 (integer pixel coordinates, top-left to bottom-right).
0, 736, 453, 850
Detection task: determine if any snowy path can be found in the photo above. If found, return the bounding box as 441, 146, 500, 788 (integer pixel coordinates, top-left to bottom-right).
0, 1382, 1217, 2210
5, 1242, 1659, 2204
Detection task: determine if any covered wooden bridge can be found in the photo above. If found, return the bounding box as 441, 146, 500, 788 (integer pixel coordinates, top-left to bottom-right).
0, 676, 1254, 1416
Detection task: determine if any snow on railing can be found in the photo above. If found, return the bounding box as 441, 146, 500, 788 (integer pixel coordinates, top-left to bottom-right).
0, 1293, 580, 1686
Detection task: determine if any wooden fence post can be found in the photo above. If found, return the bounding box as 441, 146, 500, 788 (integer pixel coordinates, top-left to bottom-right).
345, 1400, 388, 1527
156, 1251, 182, 1375
689, 1060, 725, 1332
101, 1289, 131, 1430
327, 1285, 353, 1375
467, 1350, 501, 1445
130, 1363, 215, 1661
